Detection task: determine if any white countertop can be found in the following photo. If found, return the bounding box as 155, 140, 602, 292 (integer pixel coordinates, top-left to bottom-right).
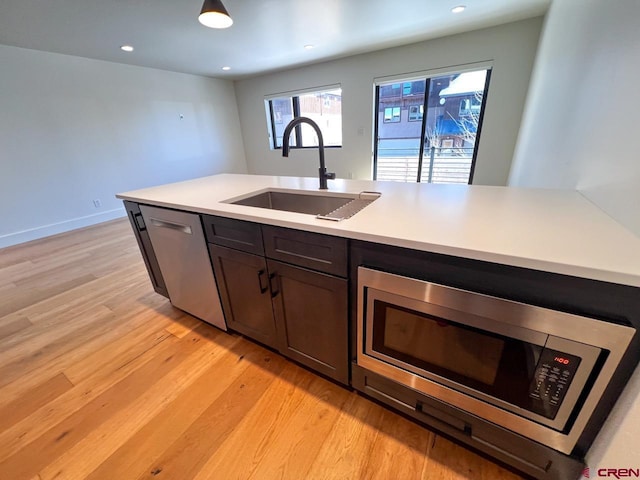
117, 174, 640, 288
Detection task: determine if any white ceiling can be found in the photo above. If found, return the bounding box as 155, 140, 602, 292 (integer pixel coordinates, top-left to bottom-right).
0, 0, 550, 79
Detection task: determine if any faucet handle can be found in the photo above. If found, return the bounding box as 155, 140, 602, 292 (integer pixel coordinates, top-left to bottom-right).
325, 172, 336, 180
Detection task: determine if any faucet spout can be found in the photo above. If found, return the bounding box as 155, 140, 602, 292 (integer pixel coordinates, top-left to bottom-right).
281, 116, 335, 190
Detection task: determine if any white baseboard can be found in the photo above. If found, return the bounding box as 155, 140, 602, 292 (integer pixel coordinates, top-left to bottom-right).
0, 207, 127, 249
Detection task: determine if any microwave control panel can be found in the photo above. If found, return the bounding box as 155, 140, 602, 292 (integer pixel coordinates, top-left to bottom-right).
528, 348, 581, 420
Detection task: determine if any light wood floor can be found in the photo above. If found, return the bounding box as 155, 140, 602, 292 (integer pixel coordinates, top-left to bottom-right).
0, 218, 524, 480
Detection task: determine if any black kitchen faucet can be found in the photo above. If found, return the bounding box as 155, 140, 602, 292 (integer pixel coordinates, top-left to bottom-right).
281, 116, 335, 190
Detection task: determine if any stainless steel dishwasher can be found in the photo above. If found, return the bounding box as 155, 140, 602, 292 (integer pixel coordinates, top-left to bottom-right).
139, 205, 226, 331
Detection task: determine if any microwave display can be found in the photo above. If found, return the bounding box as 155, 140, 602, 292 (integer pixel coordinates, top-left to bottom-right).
371, 300, 581, 421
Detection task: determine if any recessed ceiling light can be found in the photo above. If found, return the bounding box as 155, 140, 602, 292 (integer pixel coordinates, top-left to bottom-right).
451, 5, 466, 13
304, 44, 314, 50
120, 45, 134, 52
222, 66, 231, 71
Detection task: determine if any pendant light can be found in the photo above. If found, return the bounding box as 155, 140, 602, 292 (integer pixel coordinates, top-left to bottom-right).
198, 0, 233, 29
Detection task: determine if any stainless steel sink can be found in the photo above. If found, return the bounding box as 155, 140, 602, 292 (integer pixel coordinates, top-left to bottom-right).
225, 189, 380, 221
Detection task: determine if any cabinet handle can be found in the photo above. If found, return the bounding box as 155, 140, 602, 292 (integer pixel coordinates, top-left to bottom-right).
269, 273, 280, 298
257, 269, 268, 294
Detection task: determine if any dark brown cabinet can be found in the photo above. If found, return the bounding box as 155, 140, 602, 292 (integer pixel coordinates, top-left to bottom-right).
269, 259, 348, 383
208, 244, 278, 348
203, 215, 350, 385
123, 200, 169, 298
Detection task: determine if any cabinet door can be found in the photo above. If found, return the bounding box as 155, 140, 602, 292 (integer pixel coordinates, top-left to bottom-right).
122, 201, 169, 298
268, 259, 349, 385
209, 244, 278, 348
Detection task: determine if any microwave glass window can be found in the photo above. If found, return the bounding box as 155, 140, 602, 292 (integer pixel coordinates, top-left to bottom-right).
370, 300, 579, 420
383, 306, 504, 385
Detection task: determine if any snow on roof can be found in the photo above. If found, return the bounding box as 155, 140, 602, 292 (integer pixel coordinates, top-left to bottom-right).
439, 70, 487, 97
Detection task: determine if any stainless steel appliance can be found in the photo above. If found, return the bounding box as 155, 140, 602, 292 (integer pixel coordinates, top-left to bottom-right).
140, 205, 226, 331
356, 267, 635, 455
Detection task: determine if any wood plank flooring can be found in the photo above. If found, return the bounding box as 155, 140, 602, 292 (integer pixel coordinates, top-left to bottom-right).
0, 218, 524, 480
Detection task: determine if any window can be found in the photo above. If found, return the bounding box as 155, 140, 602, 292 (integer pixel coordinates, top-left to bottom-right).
459, 95, 482, 115
373, 68, 491, 184
267, 87, 342, 149
269, 97, 294, 148
408, 105, 423, 122
379, 84, 401, 98
383, 107, 401, 123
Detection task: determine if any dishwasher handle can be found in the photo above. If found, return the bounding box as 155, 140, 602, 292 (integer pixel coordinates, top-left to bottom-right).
149, 218, 193, 235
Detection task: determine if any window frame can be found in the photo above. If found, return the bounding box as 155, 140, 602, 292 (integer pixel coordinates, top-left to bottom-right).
265, 85, 342, 150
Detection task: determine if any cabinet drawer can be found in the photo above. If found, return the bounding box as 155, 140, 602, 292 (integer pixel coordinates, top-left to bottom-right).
262, 225, 348, 277
351, 365, 584, 480
202, 215, 264, 255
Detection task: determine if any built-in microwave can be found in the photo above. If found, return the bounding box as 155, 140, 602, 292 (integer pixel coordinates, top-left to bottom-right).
356, 267, 635, 455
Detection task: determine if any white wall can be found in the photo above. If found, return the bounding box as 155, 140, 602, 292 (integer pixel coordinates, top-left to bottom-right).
508, 0, 640, 470
234, 17, 542, 186
509, 0, 640, 238
0, 45, 247, 248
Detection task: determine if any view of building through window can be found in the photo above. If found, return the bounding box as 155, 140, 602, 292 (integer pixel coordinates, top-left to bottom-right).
374, 69, 491, 184
268, 88, 342, 149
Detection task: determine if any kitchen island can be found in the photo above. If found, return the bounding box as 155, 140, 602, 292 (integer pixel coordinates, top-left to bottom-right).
117, 173, 640, 287
117, 173, 640, 480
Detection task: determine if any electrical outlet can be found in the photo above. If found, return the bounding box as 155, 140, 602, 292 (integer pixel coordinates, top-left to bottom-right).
93, 199, 102, 208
